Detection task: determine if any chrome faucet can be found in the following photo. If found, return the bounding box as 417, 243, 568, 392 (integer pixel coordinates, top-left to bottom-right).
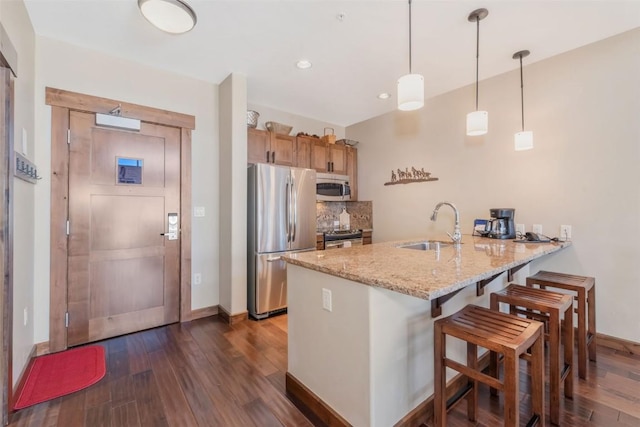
430, 201, 462, 245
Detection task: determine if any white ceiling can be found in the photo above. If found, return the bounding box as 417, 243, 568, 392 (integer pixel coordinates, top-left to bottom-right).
24, 0, 640, 127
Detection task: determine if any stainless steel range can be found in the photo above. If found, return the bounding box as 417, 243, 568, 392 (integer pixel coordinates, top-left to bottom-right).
323, 229, 363, 249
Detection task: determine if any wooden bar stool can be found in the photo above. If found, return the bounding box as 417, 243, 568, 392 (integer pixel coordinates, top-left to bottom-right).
490, 284, 574, 425
526, 271, 596, 379
434, 304, 545, 427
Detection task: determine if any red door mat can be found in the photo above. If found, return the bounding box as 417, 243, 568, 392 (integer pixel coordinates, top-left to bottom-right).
14, 345, 106, 410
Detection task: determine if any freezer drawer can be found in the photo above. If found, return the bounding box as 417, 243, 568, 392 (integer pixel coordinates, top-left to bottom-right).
253, 252, 288, 318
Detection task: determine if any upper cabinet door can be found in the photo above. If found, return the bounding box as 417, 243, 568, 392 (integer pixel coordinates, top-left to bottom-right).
270, 133, 296, 166
346, 146, 357, 201
296, 136, 314, 169
329, 144, 347, 175
248, 128, 270, 164
310, 139, 330, 172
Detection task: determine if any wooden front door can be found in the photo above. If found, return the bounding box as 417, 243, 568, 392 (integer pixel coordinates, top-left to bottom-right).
67, 111, 181, 346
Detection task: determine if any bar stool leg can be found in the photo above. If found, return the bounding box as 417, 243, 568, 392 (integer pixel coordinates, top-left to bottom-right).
489, 293, 499, 397
588, 285, 597, 362
466, 343, 478, 422
576, 288, 587, 379
549, 310, 561, 425
503, 353, 519, 427
530, 335, 546, 426
564, 305, 574, 399
434, 322, 446, 427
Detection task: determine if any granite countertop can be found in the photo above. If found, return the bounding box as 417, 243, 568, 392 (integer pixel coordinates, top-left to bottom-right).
283, 235, 571, 301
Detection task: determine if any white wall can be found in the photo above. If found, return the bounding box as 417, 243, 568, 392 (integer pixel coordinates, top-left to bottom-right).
348, 29, 640, 342
0, 0, 36, 385
32, 36, 220, 343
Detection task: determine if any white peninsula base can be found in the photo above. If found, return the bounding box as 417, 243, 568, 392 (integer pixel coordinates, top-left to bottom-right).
286, 262, 531, 427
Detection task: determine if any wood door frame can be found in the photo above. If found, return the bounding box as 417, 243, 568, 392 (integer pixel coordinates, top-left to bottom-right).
46, 87, 195, 353
0, 66, 14, 426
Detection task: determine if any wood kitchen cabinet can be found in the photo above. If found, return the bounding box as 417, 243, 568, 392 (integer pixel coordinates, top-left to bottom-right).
310, 140, 347, 174
295, 135, 315, 169
346, 145, 357, 201
247, 128, 296, 166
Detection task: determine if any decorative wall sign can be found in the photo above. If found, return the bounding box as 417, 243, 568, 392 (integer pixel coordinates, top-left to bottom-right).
384, 167, 439, 186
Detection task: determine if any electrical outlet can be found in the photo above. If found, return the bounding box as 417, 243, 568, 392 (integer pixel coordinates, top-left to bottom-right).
23, 307, 28, 326
322, 288, 332, 312
560, 225, 572, 241
515, 224, 525, 236
194, 207, 205, 217
532, 224, 543, 234
193, 273, 202, 285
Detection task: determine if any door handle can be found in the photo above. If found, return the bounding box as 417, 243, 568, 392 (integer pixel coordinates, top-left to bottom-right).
162, 213, 179, 240
271, 151, 275, 163
285, 181, 290, 242
291, 177, 297, 242
266, 151, 270, 163
327, 161, 330, 171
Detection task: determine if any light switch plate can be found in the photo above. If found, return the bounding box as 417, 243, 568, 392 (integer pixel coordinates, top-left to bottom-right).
194, 207, 205, 217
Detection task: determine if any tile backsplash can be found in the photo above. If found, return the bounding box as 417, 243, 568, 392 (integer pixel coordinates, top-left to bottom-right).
316, 201, 373, 231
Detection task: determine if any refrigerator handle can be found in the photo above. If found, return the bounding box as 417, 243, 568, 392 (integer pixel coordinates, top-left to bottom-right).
285, 180, 290, 242
292, 176, 297, 242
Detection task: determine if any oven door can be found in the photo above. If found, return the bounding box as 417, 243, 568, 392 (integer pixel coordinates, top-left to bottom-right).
324, 238, 363, 249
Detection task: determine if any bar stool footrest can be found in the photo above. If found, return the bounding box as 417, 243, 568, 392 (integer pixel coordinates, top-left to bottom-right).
446, 383, 473, 412
526, 414, 541, 427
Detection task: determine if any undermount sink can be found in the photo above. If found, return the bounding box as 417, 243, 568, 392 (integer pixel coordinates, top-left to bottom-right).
398, 241, 452, 251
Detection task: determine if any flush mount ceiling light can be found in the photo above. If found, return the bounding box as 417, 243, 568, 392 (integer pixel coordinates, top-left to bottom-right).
296, 60, 312, 70
513, 50, 533, 151
378, 92, 391, 100
466, 8, 489, 136
138, 0, 197, 34
397, 0, 424, 111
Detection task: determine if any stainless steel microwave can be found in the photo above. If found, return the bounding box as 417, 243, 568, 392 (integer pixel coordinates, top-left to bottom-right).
316, 173, 351, 201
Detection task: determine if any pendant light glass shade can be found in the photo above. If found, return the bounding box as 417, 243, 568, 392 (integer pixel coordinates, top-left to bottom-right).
466, 8, 489, 136
138, 0, 197, 34
397, 0, 424, 111
513, 50, 532, 151
397, 74, 424, 111
466, 110, 488, 136
515, 130, 533, 151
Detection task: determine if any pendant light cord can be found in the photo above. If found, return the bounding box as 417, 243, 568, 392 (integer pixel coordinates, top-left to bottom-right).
475, 16, 480, 111
519, 54, 525, 131
408, 0, 413, 73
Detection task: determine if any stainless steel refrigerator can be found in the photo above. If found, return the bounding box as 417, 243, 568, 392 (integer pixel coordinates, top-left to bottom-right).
248, 163, 317, 319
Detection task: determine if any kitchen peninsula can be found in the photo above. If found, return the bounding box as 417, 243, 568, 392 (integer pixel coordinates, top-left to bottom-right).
283, 236, 570, 427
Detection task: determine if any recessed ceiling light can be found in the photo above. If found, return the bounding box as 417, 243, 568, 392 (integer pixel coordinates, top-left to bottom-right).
377, 93, 391, 100
138, 0, 197, 34
296, 60, 312, 70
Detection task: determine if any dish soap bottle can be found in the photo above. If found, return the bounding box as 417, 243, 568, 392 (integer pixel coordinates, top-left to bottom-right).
339, 208, 350, 230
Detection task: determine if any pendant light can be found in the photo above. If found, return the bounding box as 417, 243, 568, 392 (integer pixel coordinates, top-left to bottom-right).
397, 0, 424, 111
513, 50, 533, 151
466, 8, 489, 136
138, 0, 197, 34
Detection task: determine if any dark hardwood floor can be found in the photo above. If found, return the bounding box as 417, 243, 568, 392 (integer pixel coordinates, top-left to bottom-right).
8, 314, 640, 426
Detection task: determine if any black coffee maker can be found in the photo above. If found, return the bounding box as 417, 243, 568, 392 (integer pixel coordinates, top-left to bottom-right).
487, 208, 516, 239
